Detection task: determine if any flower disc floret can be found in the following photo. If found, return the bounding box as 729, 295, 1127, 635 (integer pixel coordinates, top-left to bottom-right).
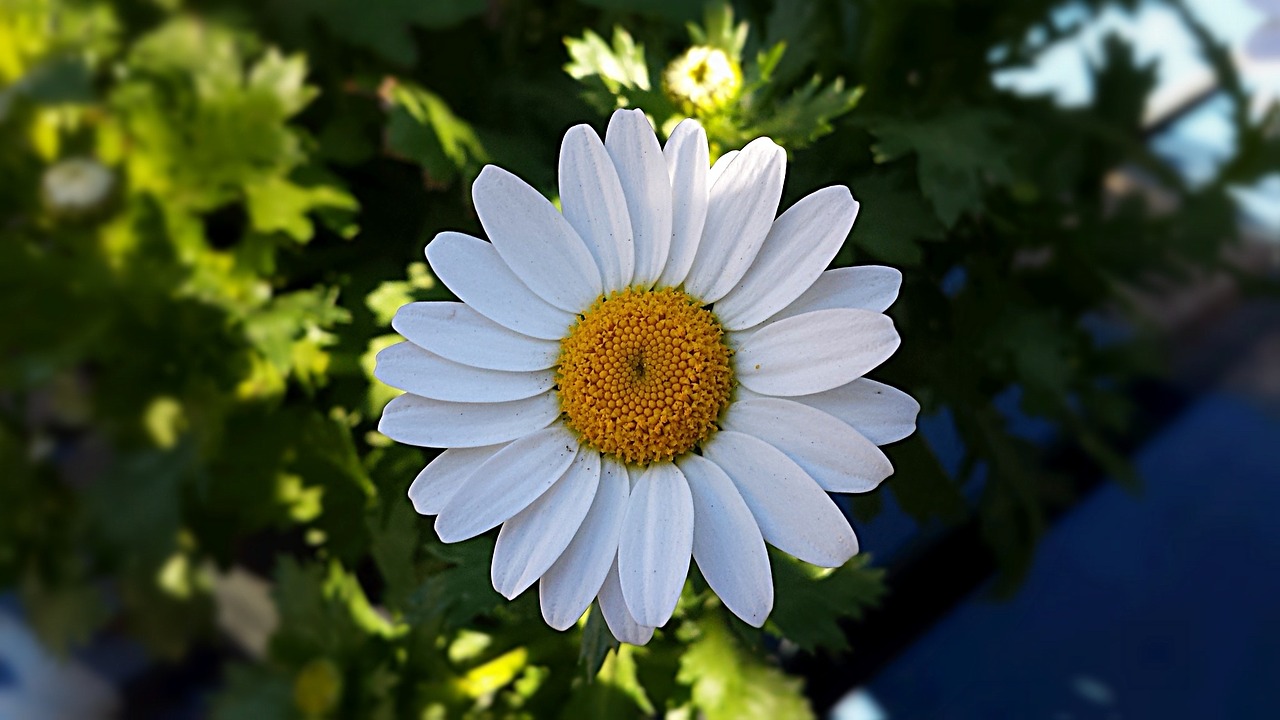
556, 287, 733, 465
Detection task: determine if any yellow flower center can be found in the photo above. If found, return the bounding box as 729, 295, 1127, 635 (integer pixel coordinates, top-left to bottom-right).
556, 287, 734, 465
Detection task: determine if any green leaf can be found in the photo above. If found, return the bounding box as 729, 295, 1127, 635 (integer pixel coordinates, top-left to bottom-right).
678, 614, 815, 720
242, 287, 350, 383
284, 0, 486, 66
293, 412, 377, 562
20, 55, 95, 104
577, 604, 618, 679
385, 82, 488, 186
84, 444, 193, 566
210, 664, 295, 720
689, 2, 749, 58
244, 174, 358, 242
406, 537, 504, 631
869, 109, 1014, 227
747, 76, 863, 149
565, 642, 652, 719
270, 557, 350, 662
846, 168, 945, 266
885, 434, 969, 523
369, 498, 421, 611
566, 29, 646, 92
971, 410, 1049, 596
767, 553, 885, 653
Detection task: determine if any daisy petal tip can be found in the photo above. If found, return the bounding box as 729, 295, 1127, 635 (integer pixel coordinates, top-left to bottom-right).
740, 607, 770, 629
820, 535, 860, 569
432, 517, 465, 545
538, 601, 579, 633
406, 487, 432, 517
669, 116, 706, 140
492, 571, 528, 601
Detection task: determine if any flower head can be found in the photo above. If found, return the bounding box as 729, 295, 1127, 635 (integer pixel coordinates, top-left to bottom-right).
662, 46, 742, 116
41, 157, 115, 216
376, 109, 918, 644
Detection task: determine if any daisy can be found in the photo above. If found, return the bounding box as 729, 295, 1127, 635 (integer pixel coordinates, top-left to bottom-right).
40, 157, 114, 216
377, 109, 918, 644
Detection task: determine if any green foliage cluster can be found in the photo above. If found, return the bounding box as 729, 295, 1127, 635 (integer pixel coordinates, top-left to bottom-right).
1, 0, 1274, 717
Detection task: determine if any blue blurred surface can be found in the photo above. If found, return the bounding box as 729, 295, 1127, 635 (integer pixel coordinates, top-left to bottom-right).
859, 392, 1280, 718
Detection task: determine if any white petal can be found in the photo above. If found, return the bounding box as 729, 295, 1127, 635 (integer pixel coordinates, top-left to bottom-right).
540, 456, 630, 630
676, 454, 773, 627
766, 266, 903, 324
683, 138, 786, 303
492, 450, 600, 599
715, 186, 859, 331
598, 558, 654, 645
377, 392, 559, 448
408, 443, 508, 515
392, 302, 560, 371
704, 430, 858, 567
473, 165, 603, 311
658, 119, 709, 287
707, 150, 739, 188
617, 463, 693, 627
374, 342, 554, 403
559, 124, 635, 291
605, 109, 672, 288
735, 308, 900, 396
435, 425, 580, 543
721, 397, 893, 493
425, 232, 574, 340
790, 378, 920, 446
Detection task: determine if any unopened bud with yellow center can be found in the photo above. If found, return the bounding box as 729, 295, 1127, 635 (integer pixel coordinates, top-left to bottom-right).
294, 658, 343, 717
661, 46, 742, 117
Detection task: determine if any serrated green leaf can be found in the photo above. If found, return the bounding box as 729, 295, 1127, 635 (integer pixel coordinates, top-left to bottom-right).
566, 641, 652, 719
747, 76, 863, 149
565, 28, 650, 92
846, 168, 945, 266
406, 537, 504, 631
869, 109, 1014, 227
678, 614, 814, 720
385, 82, 488, 186
244, 175, 357, 242
767, 552, 885, 654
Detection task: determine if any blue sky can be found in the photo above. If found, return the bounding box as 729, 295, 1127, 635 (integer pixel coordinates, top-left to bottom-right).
992, 0, 1280, 238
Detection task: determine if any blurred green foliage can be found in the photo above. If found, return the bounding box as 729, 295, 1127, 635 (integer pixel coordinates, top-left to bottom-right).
1, 0, 1275, 716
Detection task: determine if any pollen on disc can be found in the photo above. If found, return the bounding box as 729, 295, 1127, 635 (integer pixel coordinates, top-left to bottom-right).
556, 287, 734, 465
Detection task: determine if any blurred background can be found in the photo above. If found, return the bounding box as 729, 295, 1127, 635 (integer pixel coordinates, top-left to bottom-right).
1, 0, 1278, 718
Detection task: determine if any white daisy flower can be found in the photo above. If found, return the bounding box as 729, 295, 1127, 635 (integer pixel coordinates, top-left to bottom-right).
376, 109, 918, 644
40, 157, 114, 216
